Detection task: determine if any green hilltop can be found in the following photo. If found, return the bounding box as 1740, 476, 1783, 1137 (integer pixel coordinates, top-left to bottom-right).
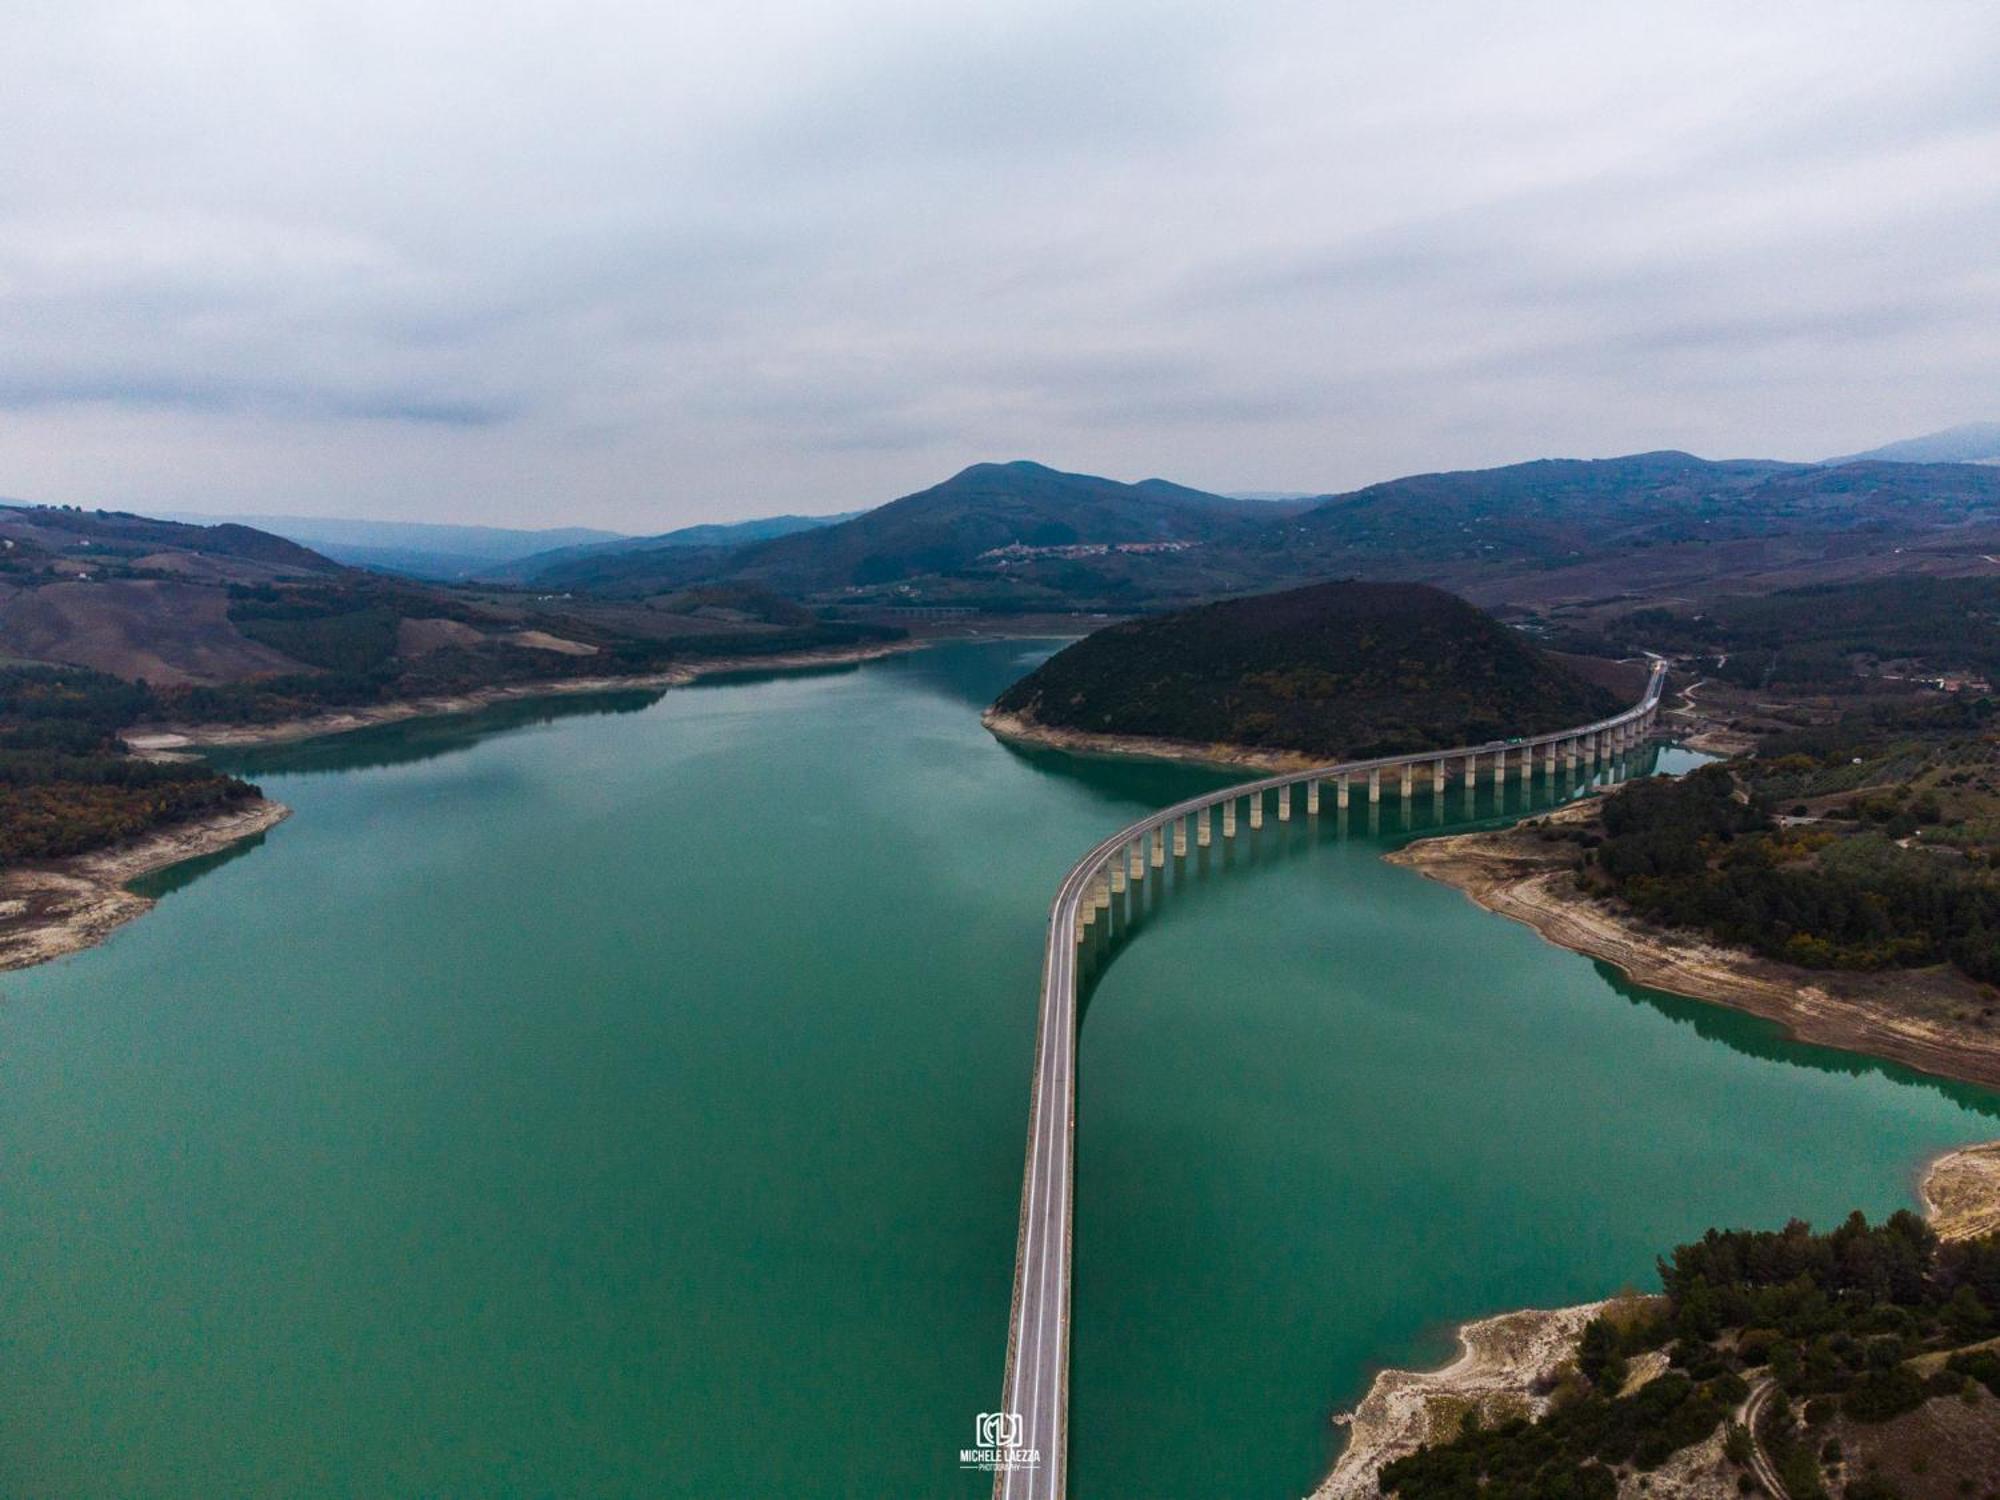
991, 579, 1623, 759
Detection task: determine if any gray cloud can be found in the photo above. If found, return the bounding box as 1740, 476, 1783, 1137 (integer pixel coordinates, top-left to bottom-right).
0, 0, 1996, 526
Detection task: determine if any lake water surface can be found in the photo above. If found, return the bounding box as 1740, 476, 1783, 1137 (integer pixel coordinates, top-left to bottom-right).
0, 640, 1994, 1497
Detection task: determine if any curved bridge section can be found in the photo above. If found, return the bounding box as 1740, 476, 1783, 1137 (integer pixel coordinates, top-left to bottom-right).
993, 660, 1669, 1499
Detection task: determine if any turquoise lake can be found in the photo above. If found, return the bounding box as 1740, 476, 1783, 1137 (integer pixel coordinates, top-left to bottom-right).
0, 639, 1993, 1497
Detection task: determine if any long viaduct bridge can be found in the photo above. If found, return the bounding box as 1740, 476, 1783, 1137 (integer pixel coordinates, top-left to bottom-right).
992, 660, 1670, 1499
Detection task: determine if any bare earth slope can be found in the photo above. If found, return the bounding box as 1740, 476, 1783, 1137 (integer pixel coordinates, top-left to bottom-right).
0, 580, 308, 685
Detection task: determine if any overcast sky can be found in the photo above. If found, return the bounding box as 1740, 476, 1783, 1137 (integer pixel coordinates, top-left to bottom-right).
2, 1, 1997, 530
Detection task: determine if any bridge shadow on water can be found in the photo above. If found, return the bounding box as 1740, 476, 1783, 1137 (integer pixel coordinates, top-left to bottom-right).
1072, 747, 1662, 1027
1066, 742, 2000, 1115
1592, 966, 2000, 1121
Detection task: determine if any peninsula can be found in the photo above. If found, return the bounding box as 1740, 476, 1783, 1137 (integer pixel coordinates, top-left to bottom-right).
984, 579, 1625, 769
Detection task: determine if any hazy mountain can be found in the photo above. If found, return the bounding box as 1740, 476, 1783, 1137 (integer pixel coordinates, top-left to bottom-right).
990, 579, 1620, 758
157, 513, 629, 580
515, 461, 1282, 597
1826, 422, 2000, 466
485, 511, 853, 586
336, 447, 2000, 619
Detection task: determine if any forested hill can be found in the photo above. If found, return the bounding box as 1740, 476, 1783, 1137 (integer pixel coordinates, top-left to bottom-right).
991, 580, 1623, 758
519, 460, 1303, 597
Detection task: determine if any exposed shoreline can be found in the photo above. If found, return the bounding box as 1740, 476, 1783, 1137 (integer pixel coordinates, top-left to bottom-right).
127, 638, 923, 753
0, 798, 291, 974
8, 639, 923, 970
1313, 1138, 2000, 1498
1384, 799, 2000, 1093
982, 707, 1339, 774
1311, 1300, 1616, 1499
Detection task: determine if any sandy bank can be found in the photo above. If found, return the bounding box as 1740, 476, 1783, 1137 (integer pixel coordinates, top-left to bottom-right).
981, 707, 1331, 774
1312, 1301, 1613, 1498
1923, 1141, 2000, 1242
0, 798, 290, 973
126, 639, 922, 753
1383, 801, 2000, 1093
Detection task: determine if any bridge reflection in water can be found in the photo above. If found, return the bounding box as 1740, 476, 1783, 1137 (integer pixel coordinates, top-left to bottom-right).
994, 663, 1668, 1500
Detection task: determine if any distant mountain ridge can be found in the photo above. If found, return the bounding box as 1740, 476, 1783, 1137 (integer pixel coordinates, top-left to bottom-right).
123, 436, 2000, 617
158, 513, 628, 579
1826, 422, 2000, 466
1236, 452, 2000, 606
479, 511, 853, 586
519, 461, 1298, 596
493, 448, 2000, 615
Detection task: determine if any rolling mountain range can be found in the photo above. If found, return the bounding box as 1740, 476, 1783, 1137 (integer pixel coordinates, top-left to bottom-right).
513, 462, 1310, 598
15, 424, 2000, 693
489, 449, 2000, 618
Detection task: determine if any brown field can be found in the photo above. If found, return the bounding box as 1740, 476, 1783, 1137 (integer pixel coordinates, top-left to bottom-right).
0, 580, 305, 685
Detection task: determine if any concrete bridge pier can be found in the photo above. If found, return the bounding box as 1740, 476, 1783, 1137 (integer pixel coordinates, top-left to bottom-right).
1198, 806, 1212, 847
1399, 764, 1414, 800
1463, 752, 1478, 792
1306, 779, 1320, 815
1367, 768, 1381, 803
1249, 792, 1263, 830
1222, 801, 1237, 838
1110, 859, 1126, 894
1491, 750, 1506, 787
1278, 784, 1292, 821
1337, 774, 1351, 809
1173, 818, 1188, 858
1518, 747, 1532, 782
1151, 828, 1166, 868
1564, 737, 1578, 770
1129, 839, 1145, 881
1543, 742, 1558, 777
